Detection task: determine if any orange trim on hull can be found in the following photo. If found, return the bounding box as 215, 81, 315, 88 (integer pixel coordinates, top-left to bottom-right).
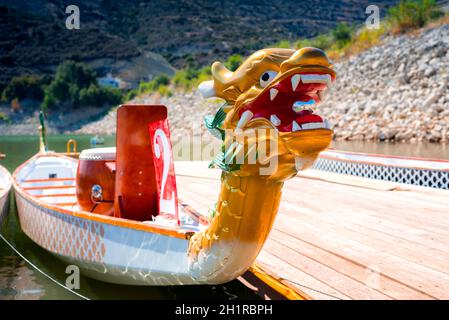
23, 177, 75, 183
34, 193, 76, 198
24, 185, 75, 191
56, 202, 77, 206
249, 264, 309, 300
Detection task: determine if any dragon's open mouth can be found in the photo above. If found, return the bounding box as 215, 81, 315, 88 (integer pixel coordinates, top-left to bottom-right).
237, 70, 335, 132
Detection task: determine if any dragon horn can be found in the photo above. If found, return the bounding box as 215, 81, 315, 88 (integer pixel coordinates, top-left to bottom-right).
211, 61, 233, 85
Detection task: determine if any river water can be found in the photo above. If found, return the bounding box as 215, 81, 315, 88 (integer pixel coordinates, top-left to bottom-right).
0, 135, 447, 300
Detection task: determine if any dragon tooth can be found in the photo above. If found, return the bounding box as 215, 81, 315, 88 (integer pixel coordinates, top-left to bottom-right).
318, 89, 327, 102
301, 74, 332, 86
300, 74, 319, 84
291, 75, 301, 91
302, 122, 325, 130
270, 114, 281, 126
236, 110, 253, 129
292, 120, 301, 131
302, 123, 313, 130
324, 74, 332, 87
269, 88, 279, 101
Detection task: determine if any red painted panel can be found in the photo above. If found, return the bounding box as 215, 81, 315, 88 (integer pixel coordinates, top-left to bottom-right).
114, 105, 168, 221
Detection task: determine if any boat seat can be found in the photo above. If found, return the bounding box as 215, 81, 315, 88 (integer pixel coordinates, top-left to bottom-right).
79, 147, 116, 161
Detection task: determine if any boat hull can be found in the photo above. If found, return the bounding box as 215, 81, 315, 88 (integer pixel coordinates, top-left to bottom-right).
14, 189, 202, 286
0, 165, 11, 224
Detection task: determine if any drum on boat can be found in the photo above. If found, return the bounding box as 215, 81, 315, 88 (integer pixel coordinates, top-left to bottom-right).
76, 147, 116, 216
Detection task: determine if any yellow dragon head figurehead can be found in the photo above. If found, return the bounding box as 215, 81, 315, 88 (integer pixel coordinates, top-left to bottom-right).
199, 47, 336, 179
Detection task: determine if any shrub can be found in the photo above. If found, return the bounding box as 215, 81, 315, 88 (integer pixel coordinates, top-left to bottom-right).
41, 60, 123, 110
52, 60, 97, 90
124, 89, 138, 102
0, 112, 9, 122
79, 85, 122, 107
172, 68, 200, 90
347, 24, 388, 54
332, 22, 353, 49
224, 54, 243, 71
276, 40, 291, 49
1, 75, 44, 102
41, 61, 97, 110
387, 0, 443, 33
138, 74, 171, 94
157, 85, 173, 97
172, 54, 242, 90
295, 34, 333, 50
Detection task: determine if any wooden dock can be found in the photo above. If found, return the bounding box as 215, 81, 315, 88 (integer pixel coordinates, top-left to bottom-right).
174, 161, 449, 300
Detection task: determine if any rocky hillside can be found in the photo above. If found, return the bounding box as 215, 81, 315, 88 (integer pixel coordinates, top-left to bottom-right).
0, 0, 399, 89
156, 23, 449, 144
321, 24, 449, 143
68, 23, 449, 144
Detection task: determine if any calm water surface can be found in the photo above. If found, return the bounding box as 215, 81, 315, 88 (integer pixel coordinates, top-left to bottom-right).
0, 135, 448, 300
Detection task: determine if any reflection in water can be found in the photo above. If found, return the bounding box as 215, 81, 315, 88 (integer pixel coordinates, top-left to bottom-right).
331, 140, 449, 160
0, 254, 44, 300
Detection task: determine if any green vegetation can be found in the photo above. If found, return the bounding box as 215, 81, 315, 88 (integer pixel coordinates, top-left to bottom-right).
169, 54, 241, 91
0, 111, 9, 122
138, 74, 172, 97
124, 74, 173, 99
224, 54, 243, 72
276, 40, 292, 49
41, 61, 122, 111
277, 0, 445, 60
1, 75, 45, 103
295, 34, 334, 51
291, 22, 354, 53
138, 74, 170, 94
387, 0, 443, 33
332, 23, 354, 49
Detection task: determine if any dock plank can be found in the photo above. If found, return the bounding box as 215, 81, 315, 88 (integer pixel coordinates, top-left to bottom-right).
268, 229, 432, 300
174, 161, 449, 300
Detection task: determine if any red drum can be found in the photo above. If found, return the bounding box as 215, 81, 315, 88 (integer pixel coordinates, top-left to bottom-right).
76, 147, 116, 216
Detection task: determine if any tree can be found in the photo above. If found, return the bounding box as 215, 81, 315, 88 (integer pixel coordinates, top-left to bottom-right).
1, 75, 44, 102
332, 23, 353, 49
41, 61, 122, 111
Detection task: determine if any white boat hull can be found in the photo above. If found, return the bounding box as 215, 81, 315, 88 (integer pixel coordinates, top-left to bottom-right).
12, 154, 218, 286
14, 189, 209, 285
0, 165, 11, 224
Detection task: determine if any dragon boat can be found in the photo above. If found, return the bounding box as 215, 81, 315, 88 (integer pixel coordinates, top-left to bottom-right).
13, 47, 336, 285
0, 155, 12, 225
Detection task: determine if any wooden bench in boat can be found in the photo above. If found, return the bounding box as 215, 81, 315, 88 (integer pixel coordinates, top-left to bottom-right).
174, 161, 449, 300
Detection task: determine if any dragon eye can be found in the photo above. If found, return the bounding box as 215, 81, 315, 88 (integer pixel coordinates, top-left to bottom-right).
259, 71, 278, 88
